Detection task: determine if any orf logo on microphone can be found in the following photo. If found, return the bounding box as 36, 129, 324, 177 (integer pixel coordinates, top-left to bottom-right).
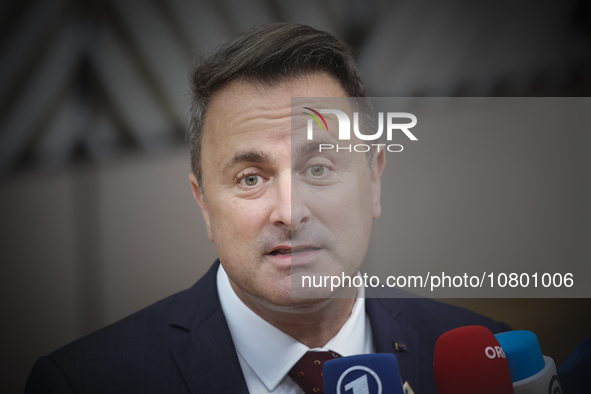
336, 366, 382, 394
484, 346, 506, 359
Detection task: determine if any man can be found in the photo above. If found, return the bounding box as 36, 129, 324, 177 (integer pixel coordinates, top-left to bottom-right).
25, 23, 508, 394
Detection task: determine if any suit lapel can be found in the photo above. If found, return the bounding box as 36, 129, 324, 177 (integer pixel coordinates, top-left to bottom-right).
169, 261, 249, 394
167, 263, 425, 393
366, 298, 420, 392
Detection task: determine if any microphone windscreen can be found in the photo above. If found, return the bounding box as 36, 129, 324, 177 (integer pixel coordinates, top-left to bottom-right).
495, 330, 546, 381
434, 325, 514, 394
323, 353, 404, 394
496, 330, 563, 393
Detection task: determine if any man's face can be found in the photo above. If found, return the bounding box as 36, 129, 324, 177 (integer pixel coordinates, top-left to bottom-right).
190, 73, 385, 308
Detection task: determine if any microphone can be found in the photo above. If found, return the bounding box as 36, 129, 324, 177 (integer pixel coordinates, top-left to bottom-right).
323, 353, 404, 394
495, 330, 563, 393
433, 325, 514, 394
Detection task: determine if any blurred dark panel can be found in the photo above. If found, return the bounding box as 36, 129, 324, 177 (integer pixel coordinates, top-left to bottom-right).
1, 0, 590, 177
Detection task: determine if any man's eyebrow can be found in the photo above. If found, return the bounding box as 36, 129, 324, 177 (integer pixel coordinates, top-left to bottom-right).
221, 150, 271, 173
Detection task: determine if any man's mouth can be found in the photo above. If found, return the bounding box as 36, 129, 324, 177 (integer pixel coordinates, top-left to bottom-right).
268, 246, 320, 256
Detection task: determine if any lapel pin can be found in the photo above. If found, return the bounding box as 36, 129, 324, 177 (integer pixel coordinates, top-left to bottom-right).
394, 341, 407, 352
403, 381, 414, 394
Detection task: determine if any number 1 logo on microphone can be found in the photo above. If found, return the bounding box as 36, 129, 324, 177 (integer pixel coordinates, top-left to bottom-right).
336, 366, 382, 394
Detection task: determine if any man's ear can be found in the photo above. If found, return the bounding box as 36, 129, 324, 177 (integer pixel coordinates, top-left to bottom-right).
371, 149, 387, 219
189, 173, 214, 242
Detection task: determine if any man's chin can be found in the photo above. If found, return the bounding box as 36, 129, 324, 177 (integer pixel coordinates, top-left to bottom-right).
289, 285, 336, 300
263, 294, 337, 312
263, 285, 355, 311
248, 281, 336, 310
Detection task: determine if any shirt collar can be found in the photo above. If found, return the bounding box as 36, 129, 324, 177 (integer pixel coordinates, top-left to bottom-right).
217, 264, 372, 392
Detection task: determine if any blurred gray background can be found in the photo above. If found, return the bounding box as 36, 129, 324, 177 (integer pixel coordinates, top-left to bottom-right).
1, 0, 590, 392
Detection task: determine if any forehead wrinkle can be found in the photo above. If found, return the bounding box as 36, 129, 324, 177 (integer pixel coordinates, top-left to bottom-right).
241, 105, 292, 125
215, 106, 291, 140
209, 95, 291, 129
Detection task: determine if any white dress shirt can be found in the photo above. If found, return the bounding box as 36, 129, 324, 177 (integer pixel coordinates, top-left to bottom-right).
217, 264, 374, 393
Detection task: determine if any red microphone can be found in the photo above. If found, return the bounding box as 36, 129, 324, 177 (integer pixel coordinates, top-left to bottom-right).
434, 325, 514, 394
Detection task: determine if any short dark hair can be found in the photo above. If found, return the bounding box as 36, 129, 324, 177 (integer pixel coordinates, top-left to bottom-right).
188, 22, 367, 191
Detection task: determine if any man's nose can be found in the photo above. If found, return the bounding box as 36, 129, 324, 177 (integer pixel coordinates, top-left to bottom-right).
269, 172, 310, 228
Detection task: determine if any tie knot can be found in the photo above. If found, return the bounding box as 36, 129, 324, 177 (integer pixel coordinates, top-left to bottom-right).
288, 351, 342, 394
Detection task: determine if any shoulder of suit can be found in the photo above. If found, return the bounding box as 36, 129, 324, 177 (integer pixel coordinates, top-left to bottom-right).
370, 297, 510, 334
49, 261, 221, 363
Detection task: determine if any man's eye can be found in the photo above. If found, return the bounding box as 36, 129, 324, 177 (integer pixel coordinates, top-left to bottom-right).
243, 175, 260, 186
309, 165, 325, 176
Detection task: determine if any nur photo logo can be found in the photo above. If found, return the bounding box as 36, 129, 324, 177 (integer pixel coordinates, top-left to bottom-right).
303, 107, 418, 153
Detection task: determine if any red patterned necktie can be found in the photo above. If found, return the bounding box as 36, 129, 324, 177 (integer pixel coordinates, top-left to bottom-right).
288, 351, 342, 394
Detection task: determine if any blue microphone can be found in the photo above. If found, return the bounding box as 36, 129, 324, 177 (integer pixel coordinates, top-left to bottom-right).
495, 330, 563, 393
323, 353, 404, 394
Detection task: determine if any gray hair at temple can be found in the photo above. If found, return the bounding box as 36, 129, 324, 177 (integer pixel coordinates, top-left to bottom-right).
187, 22, 368, 192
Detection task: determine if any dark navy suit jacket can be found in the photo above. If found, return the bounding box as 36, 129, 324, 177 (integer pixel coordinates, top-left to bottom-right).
25, 261, 509, 393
